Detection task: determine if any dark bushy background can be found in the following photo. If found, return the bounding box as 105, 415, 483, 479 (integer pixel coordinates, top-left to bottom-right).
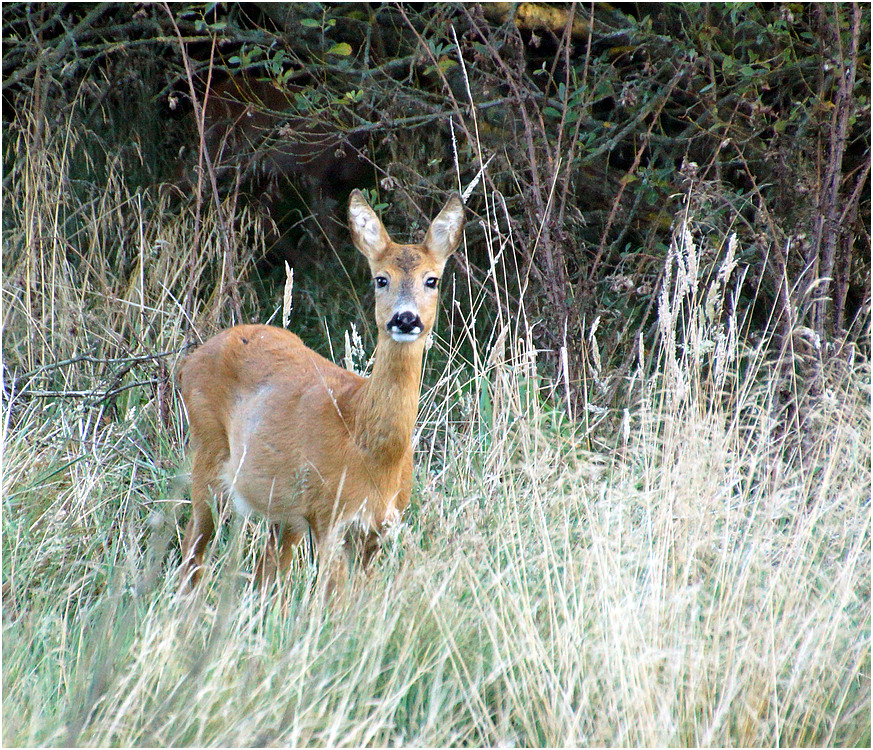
4, 2, 869, 407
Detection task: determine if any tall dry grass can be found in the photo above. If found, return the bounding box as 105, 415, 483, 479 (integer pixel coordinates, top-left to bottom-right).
2, 95, 870, 747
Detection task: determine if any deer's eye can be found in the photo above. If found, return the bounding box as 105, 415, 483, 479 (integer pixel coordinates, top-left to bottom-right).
424, 276, 439, 289
374, 276, 389, 289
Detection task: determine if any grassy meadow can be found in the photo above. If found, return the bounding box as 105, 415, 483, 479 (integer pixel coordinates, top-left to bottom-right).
2, 107, 870, 747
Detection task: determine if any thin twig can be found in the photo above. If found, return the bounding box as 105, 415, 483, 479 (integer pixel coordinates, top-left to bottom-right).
13, 379, 158, 403
14, 345, 193, 382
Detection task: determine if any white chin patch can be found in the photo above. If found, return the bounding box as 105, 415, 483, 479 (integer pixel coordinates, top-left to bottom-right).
390, 330, 422, 343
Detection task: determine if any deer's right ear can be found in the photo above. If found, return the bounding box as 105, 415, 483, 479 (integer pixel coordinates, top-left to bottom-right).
424, 192, 465, 262
349, 190, 391, 262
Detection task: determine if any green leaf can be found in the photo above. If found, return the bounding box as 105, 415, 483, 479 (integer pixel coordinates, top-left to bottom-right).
300, 18, 320, 28
424, 59, 458, 76
327, 42, 352, 56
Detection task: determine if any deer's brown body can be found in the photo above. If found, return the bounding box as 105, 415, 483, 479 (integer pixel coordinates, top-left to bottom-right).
180, 190, 464, 588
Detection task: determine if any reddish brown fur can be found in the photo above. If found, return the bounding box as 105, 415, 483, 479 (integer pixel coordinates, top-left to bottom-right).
179, 190, 464, 590
197, 75, 367, 188
178, 74, 371, 260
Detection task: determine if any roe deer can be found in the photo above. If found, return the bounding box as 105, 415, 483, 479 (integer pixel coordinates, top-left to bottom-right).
180, 189, 464, 590
179, 74, 369, 260
190, 74, 369, 195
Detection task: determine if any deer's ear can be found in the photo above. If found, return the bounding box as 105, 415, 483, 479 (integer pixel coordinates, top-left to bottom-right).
348, 190, 392, 262
424, 192, 465, 261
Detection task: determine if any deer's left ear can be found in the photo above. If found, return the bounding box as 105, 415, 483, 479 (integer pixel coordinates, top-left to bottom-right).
349, 189, 392, 262
424, 193, 465, 262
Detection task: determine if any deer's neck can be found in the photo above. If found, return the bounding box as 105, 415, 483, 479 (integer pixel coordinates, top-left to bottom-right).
354, 335, 425, 463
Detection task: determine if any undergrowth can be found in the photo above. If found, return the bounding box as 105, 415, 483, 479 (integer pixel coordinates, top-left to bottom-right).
2, 89, 870, 747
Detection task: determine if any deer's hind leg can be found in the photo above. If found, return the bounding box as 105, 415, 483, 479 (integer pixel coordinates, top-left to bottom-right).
180, 447, 225, 587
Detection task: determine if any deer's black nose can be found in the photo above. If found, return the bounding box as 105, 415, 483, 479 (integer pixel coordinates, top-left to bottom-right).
387, 311, 423, 338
